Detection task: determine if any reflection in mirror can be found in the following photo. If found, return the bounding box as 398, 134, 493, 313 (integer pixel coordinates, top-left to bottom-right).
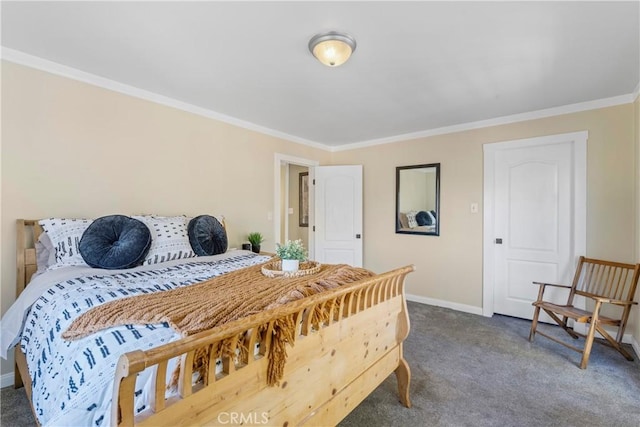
396, 163, 440, 236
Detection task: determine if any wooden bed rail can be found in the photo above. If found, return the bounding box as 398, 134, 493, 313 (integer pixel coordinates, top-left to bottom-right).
113, 265, 415, 426
16, 219, 43, 295
15, 219, 43, 390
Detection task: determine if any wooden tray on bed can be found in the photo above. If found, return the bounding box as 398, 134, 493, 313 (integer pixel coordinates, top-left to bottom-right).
261, 260, 321, 278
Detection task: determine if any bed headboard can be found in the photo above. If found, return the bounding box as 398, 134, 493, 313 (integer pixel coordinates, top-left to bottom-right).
16, 219, 42, 298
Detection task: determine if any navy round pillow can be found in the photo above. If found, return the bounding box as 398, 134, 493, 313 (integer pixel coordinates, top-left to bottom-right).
416, 211, 432, 226
188, 215, 228, 256
79, 215, 151, 269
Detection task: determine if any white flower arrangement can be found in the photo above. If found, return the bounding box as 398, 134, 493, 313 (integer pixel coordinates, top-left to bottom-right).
275, 239, 307, 261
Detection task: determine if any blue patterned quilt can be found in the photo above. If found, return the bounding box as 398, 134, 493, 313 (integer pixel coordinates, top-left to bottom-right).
20, 253, 270, 426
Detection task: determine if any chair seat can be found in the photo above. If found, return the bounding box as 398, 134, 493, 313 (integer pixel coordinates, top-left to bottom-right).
533, 301, 619, 325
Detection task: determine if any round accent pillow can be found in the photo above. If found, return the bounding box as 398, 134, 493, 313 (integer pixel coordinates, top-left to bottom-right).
79, 215, 151, 269
188, 215, 228, 256
416, 211, 432, 226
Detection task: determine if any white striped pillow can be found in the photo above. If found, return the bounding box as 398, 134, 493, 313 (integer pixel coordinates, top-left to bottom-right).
133, 215, 196, 265
39, 218, 93, 269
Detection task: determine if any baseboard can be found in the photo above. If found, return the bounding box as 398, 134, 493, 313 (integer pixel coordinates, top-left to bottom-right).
1, 372, 14, 388
406, 294, 483, 316
620, 332, 634, 346
632, 336, 640, 359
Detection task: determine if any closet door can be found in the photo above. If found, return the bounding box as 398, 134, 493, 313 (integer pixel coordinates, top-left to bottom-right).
484, 132, 586, 320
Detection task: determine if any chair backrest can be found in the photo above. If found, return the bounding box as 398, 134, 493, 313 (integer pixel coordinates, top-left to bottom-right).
571, 256, 640, 303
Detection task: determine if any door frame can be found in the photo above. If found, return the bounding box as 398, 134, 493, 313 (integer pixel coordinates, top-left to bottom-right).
274, 153, 319, 257
482, 131, 587, 317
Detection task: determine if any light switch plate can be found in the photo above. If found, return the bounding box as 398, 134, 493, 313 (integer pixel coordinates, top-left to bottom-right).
470, 203, 479, 214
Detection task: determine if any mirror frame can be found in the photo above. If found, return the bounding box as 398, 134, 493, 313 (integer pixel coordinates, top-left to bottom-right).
395, 163, 441, 236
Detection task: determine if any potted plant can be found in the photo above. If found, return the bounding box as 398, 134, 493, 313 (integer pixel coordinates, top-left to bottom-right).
247, 232, 264, 254
275, 239, 307, 272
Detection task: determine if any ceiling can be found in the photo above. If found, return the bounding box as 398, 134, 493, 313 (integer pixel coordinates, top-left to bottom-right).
2, 1, 639, 149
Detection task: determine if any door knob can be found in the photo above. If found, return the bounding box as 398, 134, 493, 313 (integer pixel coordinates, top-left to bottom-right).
495, 238, 503, 244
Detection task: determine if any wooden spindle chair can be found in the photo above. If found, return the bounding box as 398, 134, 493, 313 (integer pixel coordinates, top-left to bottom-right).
529, 256, 640, 369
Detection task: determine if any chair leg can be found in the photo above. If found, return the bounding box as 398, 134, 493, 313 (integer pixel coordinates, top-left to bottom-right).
580, 302, 602, 369
562, 316, 579, 339
529, 306, 541, 341
545, 310, 580, 339
596, 325, 634, 361
580, 322, 598, 369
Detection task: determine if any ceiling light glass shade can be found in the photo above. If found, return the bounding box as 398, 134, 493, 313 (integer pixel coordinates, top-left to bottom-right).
308, 31, 357, 67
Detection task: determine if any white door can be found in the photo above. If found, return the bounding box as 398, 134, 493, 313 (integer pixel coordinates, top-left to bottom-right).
484, 132, 587, 320
312, 165, 363, 267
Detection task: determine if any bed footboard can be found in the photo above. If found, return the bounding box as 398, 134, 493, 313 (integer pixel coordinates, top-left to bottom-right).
113, 265, 415, 427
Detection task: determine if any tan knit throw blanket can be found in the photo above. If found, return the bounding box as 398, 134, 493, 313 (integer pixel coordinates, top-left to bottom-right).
62, 262, 374, 386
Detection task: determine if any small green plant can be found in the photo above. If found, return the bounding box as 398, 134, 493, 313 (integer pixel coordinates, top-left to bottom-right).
276, 239, 307, 261
247, 232, 264, 247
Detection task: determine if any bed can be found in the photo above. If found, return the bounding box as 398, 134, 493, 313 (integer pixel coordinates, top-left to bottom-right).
4, 218, 415, 426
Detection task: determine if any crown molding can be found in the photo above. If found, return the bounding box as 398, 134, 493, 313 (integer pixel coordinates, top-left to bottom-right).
0, 47, 330, 152
2, 47, 637, 154
330, 93, 636, 152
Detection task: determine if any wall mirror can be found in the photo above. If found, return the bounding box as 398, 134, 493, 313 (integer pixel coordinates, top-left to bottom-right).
396, 163, 440, 236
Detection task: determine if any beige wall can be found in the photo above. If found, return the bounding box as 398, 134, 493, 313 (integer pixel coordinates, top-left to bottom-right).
332, 105, 637, 323
0, 61, 331, 374
287, 164, 309, 249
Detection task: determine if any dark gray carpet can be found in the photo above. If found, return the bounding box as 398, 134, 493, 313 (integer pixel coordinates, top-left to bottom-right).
340, 302, 640, 427
2, 302, 639, 426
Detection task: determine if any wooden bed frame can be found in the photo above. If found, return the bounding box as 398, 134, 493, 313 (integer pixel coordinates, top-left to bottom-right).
15, 219, 415, 426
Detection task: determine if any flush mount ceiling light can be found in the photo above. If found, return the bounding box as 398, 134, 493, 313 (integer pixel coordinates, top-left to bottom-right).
308, 31, 357, 67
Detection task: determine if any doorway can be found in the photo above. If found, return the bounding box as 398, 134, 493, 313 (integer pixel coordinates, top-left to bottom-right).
274, 154, 319, 258
483, 131, 587, 319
